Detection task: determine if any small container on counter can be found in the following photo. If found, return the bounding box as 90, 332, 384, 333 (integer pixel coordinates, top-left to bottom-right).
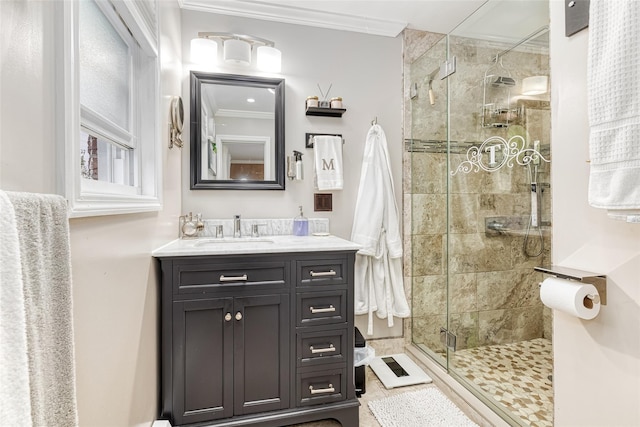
330, 97, 343, 109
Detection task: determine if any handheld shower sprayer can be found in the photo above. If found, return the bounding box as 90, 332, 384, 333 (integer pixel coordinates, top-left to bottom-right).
524, 140, 544, 257
428, 79, 435, 105
426, 67, 439, 106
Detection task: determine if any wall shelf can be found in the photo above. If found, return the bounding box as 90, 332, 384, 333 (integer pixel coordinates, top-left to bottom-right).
305, 107, 346, 117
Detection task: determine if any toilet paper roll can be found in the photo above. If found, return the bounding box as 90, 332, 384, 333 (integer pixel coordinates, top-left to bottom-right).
540, 277, 601, 320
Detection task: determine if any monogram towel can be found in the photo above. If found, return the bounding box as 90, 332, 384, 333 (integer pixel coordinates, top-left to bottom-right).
313, 135, 344, 190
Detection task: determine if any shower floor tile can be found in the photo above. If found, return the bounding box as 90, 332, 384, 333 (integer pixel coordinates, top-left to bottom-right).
452, 338, 553, 427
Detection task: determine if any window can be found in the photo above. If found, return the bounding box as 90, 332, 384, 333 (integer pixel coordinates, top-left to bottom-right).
57, 0, 160, 216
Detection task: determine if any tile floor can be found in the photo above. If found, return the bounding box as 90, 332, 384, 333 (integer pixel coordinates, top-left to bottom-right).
452, 338, 553, 427
291, 367, 457, 427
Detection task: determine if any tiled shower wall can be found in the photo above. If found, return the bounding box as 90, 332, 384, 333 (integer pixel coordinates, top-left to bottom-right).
403, 30, 552, 355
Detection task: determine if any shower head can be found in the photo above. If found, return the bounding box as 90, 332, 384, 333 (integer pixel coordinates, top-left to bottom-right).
492, 76, 516, 87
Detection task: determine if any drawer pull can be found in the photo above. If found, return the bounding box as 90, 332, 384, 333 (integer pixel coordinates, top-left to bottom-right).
309, 384, 335, 395
220, 274, 248, 282
310, 270, 336, 277
310, 344, 335, 354
309, 305, 335, 314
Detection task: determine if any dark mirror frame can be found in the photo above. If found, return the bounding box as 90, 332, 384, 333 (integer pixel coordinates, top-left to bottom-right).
190, 72, 285, 190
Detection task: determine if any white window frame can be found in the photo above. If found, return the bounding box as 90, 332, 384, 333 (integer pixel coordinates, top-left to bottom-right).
56, 0, 161, 217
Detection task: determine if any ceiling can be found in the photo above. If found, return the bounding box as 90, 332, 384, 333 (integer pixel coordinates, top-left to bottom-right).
180, 0, 492, 37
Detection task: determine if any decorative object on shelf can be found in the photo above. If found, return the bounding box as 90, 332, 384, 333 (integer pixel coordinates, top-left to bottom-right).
190, 32, 282, 72
451, 135, 549, 175
317, 83, 332, 108
169, 96, 184, 149
306, 96, 319, 109
305, 84, 345, 116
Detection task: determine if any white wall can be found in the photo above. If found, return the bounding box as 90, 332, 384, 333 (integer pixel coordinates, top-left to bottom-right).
549, 2, 640, 426
0, 1, 182, 425
180, 10, 404, 241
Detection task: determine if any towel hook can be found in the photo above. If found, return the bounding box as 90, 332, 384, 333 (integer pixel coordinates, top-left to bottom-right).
371, 117, 377, 125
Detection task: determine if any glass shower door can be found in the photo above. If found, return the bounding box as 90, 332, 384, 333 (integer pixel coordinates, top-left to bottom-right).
409, 1, 553, 426
409, 34, 449, 369
445, 5, 552, 425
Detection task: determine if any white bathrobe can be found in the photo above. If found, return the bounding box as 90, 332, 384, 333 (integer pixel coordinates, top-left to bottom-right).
351, 124, 410, 335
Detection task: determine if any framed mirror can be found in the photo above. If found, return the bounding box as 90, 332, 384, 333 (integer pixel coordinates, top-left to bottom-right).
190, 72, 285, 190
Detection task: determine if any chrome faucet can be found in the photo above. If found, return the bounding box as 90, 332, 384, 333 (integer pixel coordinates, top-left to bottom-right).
234, 215, 241, 238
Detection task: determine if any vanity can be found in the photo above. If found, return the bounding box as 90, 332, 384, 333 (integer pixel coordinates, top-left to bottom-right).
153, 235, 360, 427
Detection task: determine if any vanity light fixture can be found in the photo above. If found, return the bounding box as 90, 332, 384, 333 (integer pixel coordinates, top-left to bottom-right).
190, 38, 217, 66
191, 32, 282, 73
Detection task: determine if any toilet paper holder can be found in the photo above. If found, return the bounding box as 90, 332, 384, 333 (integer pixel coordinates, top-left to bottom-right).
534, 265, 607, 305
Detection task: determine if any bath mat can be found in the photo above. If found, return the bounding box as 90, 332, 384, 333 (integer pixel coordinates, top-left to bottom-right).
368, 387, 478, 427
369, 353, 432, 389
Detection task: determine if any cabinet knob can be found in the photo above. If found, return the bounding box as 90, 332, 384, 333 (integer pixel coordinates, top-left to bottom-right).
235, 312, 243, 321
224, 312, 232, 322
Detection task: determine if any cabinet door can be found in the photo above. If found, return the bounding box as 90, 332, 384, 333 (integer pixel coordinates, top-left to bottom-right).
233, 294, 290, 415
173, 298, 233, 425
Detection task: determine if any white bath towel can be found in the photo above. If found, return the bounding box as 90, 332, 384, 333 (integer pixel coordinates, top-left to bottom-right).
0, 191, 32, 425
587, 0, 640, 210
7, 192, 78, 427
313, 135, 344, 190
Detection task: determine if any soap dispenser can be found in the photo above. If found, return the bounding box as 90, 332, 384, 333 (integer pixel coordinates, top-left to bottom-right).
293, 205, 309, 236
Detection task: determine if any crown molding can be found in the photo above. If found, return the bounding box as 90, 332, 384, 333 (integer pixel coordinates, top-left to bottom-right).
179, 0, 407, 37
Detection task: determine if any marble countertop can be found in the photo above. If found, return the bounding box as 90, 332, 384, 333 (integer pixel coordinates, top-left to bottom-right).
152, 234, 361, 257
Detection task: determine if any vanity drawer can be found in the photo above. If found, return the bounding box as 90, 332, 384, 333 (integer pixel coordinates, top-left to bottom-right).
174, 260, 287, 294
297, 368, 346, 407
296, 258, 347, 288
296, 290, 346, 326
297, 329, 347, 367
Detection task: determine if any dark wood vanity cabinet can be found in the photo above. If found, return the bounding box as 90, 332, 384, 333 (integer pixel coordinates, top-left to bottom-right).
157, 251, 359, 427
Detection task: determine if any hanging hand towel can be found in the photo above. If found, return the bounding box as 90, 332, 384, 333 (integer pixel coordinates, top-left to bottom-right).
588, 0, 640, 211
313, 135, 344, 190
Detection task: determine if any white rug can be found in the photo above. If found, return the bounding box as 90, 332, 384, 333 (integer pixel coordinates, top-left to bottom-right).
368, 388, 478, 427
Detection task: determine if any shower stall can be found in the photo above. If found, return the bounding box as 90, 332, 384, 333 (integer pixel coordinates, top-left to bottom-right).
406, 1, 552, 426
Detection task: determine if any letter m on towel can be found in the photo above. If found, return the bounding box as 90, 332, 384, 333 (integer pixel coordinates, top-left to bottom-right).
322, 158, 335, 170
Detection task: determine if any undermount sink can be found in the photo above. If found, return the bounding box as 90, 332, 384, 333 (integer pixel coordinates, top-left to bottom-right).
193, 237, 274, 246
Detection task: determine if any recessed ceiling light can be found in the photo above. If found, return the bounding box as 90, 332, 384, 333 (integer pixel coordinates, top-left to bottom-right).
247, 98, 255, 103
